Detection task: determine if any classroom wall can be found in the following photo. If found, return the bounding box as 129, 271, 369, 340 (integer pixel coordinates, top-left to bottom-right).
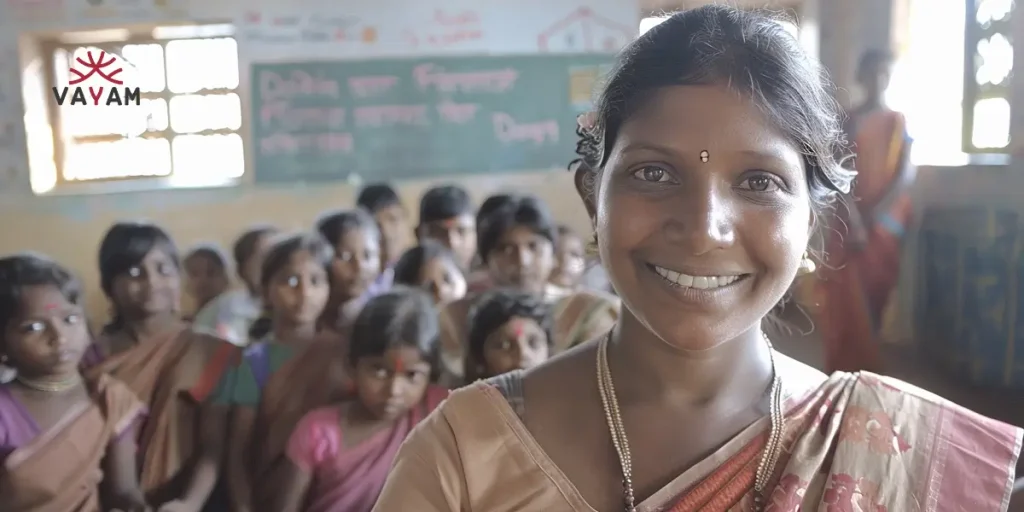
0, 0, 639, 319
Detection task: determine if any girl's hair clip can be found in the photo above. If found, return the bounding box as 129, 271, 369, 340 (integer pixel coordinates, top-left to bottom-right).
577, 111, 597, 132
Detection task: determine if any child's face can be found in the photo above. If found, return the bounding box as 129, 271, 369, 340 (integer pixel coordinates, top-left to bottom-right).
481, 316, 549, 378
352, 346, 431, 421
185, 254, 229, 306
550, 232, 586, 288
329, 228, 382, 302
418, 214, 477, 271
241, 234, 275, 295
2, 285, 90, 377
419, 256, 467, 305
111, 247, 181, 319
375, 205, 413, 266
265, 250, 331, 328
486, 225, 555, 295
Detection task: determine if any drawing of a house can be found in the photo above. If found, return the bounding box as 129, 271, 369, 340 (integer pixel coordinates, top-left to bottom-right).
537, 7, 633, 52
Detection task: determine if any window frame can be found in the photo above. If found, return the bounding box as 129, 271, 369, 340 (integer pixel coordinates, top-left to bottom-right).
41, 29, 240, 189
961, 0, 1015, 154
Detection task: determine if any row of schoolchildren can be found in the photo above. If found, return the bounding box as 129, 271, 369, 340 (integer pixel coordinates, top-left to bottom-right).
0, 183, 620, 511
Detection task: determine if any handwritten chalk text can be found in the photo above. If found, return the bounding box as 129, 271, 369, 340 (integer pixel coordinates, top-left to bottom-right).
493, 112, 558, 145
348, 75, 398, 99
354, 105, 429, 127
413, 64, 518, 93
260, 70, 340, 102
436, 101, 479, 124
260, 132, 354, 155
261, 102, 345, 131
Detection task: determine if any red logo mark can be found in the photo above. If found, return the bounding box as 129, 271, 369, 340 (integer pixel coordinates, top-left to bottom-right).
68, 51, 123, 85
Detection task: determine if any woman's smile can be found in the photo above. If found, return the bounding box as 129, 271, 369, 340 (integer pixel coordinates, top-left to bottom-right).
639, 260, 753, 309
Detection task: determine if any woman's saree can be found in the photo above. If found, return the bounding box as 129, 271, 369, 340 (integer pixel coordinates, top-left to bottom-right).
83, 326, 236, 504
373, 352, 1021, 511
0, 375, 146, 512
817, 109, 915, 373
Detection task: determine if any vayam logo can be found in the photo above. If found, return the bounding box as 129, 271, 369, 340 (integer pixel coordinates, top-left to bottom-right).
51, 50, 141, 107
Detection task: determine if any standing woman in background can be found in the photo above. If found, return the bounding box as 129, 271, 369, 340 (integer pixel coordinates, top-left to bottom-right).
816, 49, 915, 373
83, 221, 234, 509
373, 8, 1019, 510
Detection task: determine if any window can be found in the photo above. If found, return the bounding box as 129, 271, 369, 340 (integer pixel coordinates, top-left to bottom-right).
39, 24, 242, 193
963, 0, 1014, 153
887, 0, 1013, 164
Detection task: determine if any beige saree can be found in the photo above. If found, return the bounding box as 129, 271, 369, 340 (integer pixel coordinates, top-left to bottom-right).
373, 353, 1022, 511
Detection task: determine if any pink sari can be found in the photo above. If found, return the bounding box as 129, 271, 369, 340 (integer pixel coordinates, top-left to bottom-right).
286, 386, 448, 512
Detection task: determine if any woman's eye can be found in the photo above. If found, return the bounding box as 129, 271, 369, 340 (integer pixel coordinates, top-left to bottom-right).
741, 175, 780, 192
337, 251, 353, 262
158, 263, 174, 276
286, 275, 299, 287
373, 367, 389, 379
128, 266, 142, 278
65, 314, 81, 325
631, 166, 671, 183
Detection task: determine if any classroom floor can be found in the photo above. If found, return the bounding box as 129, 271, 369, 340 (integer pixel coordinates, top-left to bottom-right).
772, 308, 1024, 510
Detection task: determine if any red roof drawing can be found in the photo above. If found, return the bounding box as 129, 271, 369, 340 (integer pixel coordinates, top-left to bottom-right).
537, 7, 633, 52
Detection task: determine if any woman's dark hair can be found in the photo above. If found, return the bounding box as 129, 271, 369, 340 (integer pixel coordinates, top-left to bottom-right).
248, 232, 334, 340
185, 243, 229, 273
315, 208, 381, 248
476, 194, 515, 226
465, 288, 553, 381
98, 221, 179, 334
348, 286, 440, 379
356, 183, 403, 214
392, 240, 460, 286
0, 253, 82, 338
570, 6, 855, 241
476, 194, 558, 262
232, 226, 277, 278
419, 185, 473, 223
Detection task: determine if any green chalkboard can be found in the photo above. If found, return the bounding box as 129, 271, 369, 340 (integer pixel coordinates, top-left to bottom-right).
251, 54, 614, 184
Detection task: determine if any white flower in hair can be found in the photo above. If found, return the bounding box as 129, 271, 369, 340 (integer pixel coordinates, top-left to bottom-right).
577, 111, 597, 132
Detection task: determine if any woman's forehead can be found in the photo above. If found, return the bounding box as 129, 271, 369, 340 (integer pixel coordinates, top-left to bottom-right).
614, 84, 802, 168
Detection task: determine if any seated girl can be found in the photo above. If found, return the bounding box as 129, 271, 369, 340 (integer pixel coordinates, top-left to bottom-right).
272, 287, 447, 512
392, 240, 467, 306
438, 194, 619, 382
182, 243, 231, 322
315, 209, 388, 332
463, 289, 553, 383
212, 233, 344, 511
0, 253, 146, 511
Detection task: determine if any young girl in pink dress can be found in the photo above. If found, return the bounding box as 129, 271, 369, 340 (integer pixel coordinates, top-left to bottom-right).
271, 287, 447, 512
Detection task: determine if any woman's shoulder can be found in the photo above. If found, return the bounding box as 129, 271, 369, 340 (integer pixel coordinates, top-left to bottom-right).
847, 372, 1022, 446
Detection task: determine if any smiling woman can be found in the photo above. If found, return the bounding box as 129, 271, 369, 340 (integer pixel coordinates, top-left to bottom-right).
373, 6, 1022, 512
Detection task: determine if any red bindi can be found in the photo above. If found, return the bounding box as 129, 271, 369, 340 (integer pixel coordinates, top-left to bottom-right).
441, 218, 457, 229
44, 303, 59, 311
393, 358, 405, 373
511, 320, 525, 338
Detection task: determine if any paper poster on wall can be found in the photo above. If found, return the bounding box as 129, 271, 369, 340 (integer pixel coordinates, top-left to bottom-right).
237, 10, 379, 46
537, 7, 634, 53
402, 9, 484, 50
67, 0, 186, 21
